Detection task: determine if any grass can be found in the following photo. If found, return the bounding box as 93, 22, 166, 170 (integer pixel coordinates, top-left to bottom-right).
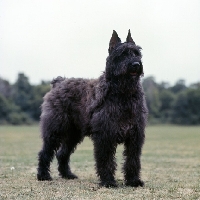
0, 125, 200, 199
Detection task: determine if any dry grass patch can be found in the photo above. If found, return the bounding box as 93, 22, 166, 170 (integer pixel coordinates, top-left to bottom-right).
0, 125, 200, 199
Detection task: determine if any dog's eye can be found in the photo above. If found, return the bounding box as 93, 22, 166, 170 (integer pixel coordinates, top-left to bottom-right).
122, 51, 129, 57
134, 50, 140, 56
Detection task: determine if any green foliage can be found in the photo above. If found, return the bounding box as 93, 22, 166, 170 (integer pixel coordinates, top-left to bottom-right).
0, 73, 200, 125
170, 79, 186, 93
29, 83, 51, 120
142, 77, 161, 119
13, 73, 33, 112
0, 78, 12, 98
142, 78, 200, 124
0, 94, 10, 122
172, 87, 200, 124
7, 112, 32, 125
0, 73, 50, 125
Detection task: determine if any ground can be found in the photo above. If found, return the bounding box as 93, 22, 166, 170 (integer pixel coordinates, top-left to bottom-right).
0, 125, 200, 199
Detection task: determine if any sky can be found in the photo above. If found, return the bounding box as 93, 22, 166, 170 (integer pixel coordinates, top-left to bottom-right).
1, 0, 200, 85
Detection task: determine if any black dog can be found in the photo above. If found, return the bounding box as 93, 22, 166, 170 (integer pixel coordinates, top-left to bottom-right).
37, 30, 148, 187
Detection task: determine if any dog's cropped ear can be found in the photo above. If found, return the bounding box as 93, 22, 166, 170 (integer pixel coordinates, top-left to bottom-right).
109, 30, 121, 54
126, 29, 135, 44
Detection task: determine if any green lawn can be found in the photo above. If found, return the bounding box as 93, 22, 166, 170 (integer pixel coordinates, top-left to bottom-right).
0, 125, 200, 199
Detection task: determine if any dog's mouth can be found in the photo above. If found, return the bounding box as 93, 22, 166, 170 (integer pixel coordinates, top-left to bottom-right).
130, 72, 138, 76
128, 62, 142, 77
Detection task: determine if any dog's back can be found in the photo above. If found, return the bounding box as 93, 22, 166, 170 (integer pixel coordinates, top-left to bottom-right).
40, 77, 98, 137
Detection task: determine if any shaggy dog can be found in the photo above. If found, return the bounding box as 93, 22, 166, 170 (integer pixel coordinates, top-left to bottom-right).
37, 30, 148, 187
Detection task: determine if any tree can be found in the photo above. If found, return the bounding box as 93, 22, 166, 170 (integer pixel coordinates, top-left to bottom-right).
0, 78, 12, 98
159, 89, 175, 122
170, 79, 186, 94
0, 73, 200, 125
172, 86, 200, 124
142, 77, 161, 120
29, 82, 50, 120
13, 73, 33, 112
0, 94, 10, 123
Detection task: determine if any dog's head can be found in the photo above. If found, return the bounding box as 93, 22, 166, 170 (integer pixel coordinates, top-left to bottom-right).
106, 30, 143, 83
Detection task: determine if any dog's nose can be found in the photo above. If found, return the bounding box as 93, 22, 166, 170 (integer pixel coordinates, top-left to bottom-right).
132, 62, 140, 67
128, 61, 142, 76
129, 62, 140, 71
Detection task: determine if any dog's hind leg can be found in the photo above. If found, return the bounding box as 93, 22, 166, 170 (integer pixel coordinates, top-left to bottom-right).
37, 134, 60, 181
56, 141, 78, 179
56, 128, 83, 179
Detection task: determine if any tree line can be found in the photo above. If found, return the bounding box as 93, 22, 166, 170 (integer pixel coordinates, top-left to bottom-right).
0, 73, 200, 125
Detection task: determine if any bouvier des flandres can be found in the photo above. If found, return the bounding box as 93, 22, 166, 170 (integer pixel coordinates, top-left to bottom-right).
37, 30, 148, 187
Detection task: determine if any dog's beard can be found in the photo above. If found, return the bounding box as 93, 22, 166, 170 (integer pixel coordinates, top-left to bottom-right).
108, 73, 140, 94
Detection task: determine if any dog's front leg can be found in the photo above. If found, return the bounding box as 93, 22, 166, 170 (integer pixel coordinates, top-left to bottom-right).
92, 133, 117, 188
123, 128, 145, 187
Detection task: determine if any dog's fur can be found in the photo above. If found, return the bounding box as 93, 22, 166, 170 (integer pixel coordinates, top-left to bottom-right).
37, 30, 148, 187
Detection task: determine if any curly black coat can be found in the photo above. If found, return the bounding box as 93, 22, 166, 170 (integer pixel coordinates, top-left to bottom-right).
37, 30, 148, 187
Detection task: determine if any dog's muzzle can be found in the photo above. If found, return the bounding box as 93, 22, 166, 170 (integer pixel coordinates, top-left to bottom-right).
128, 62, 143, 76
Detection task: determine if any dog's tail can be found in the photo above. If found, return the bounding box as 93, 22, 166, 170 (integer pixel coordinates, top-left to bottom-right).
51, 76, 65, 88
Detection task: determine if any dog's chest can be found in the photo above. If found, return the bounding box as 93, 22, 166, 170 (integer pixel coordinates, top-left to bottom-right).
108, 104, 136, 143
90, 94, 142, 138
108, 100, 136, 132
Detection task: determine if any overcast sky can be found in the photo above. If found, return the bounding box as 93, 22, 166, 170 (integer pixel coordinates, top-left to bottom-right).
1, 0, 200, 85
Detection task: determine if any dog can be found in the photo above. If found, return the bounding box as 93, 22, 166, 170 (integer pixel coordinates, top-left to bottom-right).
37, 30, 148, 187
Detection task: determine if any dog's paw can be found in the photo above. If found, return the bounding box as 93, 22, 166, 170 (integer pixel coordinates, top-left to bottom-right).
65, 173, 78, 179
37, 173, 52, 181
60, 172, 78, 179
125, 179, 144, 187
100, 180, 118, 188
